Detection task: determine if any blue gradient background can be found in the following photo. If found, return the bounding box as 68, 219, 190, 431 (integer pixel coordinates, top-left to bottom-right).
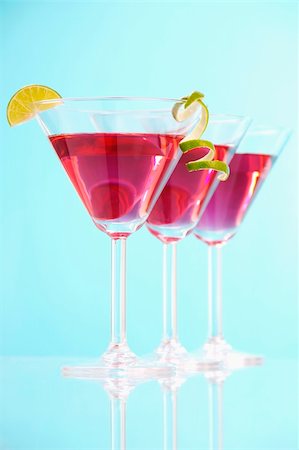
0, 1, 297, 360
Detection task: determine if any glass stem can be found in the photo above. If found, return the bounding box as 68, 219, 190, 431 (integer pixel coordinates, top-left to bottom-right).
111, 238, 127, 345
208, 382, 223, 450
111, 397, 126, 450
208, 244, 223, 341
163, 389, 177, 450
163, 242, 178, 342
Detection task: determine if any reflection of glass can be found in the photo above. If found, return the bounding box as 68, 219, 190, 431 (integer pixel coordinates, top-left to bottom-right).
34, 97, 199, 377
111, 397, 126, 450
64, 369, 153, 450
193, 126, 290, 367
160, 372, 188, 450
106, 380, 131, 450
63, 365, 188, 450
162, 385, 178, 450
205, 357, 263, 450
158, 362, 262, 450
1, 357, 296, 448
208, 382, 224, 450
146, 116, 251, 367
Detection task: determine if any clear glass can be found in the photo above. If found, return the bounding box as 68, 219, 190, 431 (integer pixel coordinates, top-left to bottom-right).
34, 96, 200, 378
193, 126, 291, 368
145, 115, 251, 368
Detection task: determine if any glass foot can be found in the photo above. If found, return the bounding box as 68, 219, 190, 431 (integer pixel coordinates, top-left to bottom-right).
222, 349, 263, 370
192, 337, 263, 374
156, 338, 188, 363
202, 350, 264, 384
63, 358, 169, 399
62, 355, 174, 381
102, 342, 138, 367
143, 338, 219, 371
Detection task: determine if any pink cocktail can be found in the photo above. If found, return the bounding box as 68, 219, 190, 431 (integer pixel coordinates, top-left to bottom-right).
147, 145, 231, 243
50, 132, 182, 237
194, 153, 273, 245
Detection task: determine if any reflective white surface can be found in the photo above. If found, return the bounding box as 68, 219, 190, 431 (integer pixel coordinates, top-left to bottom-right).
0, 357, 297, 449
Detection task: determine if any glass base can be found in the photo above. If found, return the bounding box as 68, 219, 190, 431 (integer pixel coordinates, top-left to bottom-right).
62, 357, 172, 398
62, 343, 173, 381
143, 338, 219, 371
192, 337, 263, 376
203, 336, 233, 361
63, 362, 173, 380
156, 338, 188, 363
102, 342, 137, 367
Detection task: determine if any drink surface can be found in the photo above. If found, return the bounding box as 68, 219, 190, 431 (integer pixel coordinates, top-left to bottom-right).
147, 145, 232, 243
194, 152, 273, 245
49, 132, 182, 236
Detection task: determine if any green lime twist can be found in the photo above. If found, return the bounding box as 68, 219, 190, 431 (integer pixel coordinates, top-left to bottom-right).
172, 91, 229, 180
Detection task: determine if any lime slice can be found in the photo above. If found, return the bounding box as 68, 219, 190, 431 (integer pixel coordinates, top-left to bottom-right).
172, 91, 229, 180
7, 84, 61, 126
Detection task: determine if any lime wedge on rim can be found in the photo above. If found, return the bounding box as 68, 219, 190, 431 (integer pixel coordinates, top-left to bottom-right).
7, 84, 61, 126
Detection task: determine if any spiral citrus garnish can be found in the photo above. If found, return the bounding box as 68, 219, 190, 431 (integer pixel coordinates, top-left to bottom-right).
172, 91, 229, 180
7, 85, 61, 126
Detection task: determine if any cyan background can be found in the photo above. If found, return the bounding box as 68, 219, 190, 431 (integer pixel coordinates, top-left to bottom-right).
0, 1, 297, 359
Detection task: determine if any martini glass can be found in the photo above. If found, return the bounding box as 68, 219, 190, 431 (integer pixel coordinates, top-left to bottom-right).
193, 126, 290, 367
146, 115, 251, 367
34, 96, 201, 377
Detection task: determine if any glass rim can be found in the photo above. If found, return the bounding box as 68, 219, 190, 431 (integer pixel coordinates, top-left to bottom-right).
33, 96, 249, 122
244, 124, 292, 136
33, 96, 181, 105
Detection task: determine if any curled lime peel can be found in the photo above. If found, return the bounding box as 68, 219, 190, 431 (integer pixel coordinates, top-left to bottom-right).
186, 160, 230, 181
180, 139, 215, 161
172, 93, 212, 158
172, 91, 229, 181
184, 91, 204, 109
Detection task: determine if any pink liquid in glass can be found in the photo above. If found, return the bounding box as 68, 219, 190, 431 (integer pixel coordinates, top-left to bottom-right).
49, 132, 182, 237
147, 145, 232, 243
194, 152, 273, 245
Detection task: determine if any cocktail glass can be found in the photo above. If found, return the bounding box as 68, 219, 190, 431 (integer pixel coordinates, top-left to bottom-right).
34, 96, 201, 377
193, 126, 290, 367
146, 115, 251, 367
